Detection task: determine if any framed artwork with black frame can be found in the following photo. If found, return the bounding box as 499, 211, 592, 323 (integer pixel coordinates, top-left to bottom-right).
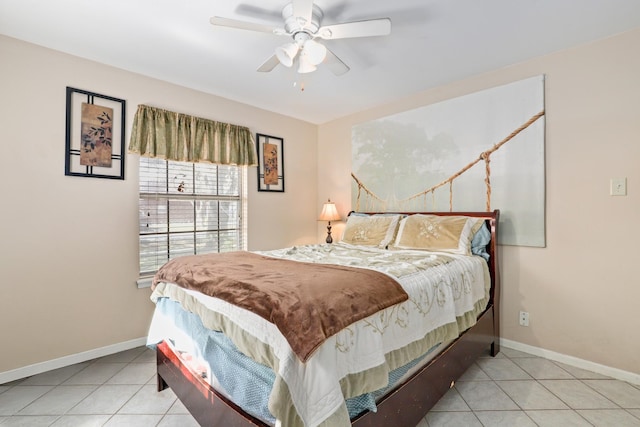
65, 86, 126, 179
256, 133, 284, 192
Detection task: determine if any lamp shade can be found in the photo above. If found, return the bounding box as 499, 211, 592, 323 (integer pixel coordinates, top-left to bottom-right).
319, 200, 340, 221
297, 53, 317, 74
303, 39, 327, 65
275, 42, 299, 67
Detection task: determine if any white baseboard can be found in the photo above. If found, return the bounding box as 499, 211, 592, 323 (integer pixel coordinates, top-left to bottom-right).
3, 337, 638, 387
0, 337, 147, 385
502, 338, 640, 386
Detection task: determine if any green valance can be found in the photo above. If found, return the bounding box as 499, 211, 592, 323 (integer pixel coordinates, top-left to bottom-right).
128, 104, 257, 166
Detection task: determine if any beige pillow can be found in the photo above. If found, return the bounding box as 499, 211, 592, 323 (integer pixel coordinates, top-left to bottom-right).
341, 214, 401, 248
392, 214, 484, 255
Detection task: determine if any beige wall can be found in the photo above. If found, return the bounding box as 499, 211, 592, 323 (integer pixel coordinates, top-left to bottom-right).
318, 29, 640, 374
0, 35, 318, 373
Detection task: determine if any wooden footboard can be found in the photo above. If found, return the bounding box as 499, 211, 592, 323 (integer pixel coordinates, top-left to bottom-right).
352, 306, 496, 426
157, 303, 497, 427
157, 340, 268, 427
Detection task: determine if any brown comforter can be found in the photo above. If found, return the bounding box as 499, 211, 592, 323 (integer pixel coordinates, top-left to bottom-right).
152, 251, 408, 361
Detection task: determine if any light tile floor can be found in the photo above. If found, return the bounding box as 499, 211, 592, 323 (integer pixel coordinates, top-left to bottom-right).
1, 346, 639, 426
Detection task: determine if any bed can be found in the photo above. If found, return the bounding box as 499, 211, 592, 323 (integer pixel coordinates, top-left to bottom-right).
148, 210, 500, 427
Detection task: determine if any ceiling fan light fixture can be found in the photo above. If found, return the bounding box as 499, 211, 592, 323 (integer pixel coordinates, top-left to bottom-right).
297, 53, 317, 74
303, 39, 327, 65
275, 42, 299, 67
210, 2, 392, 77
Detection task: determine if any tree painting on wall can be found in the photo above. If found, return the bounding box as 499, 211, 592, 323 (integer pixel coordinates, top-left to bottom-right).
80, 102, 113, 167
351, 75, 546, 247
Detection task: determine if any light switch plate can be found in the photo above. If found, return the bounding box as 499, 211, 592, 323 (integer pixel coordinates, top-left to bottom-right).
610, 178, 627, 196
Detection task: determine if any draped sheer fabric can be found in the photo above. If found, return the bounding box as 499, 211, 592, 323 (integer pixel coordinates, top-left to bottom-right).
128, 104, 257, 166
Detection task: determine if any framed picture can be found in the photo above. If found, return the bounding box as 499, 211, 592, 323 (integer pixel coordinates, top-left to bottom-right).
65, 86, 126, 179
256, 133, 284, 192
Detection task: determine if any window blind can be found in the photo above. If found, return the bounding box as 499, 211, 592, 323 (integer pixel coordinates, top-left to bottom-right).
138, 157, 244, 276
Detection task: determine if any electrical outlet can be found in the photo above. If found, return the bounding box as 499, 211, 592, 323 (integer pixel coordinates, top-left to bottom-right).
519, 311, 529, 327
610, 178, 627, 196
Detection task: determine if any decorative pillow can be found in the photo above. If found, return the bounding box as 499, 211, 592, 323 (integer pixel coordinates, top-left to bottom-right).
471, 223, 491, 260
341, 214, 401, 248
392, 214, 484, 255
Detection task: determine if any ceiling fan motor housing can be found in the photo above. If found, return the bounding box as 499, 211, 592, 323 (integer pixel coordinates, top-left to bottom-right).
282, 3, 323, 36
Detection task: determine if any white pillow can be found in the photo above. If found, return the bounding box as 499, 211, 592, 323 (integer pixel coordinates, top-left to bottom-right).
341, 214, 401, 248
392, 214, 484, 255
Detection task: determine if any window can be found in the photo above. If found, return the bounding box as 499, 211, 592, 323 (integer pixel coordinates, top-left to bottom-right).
137, 157, 246, 277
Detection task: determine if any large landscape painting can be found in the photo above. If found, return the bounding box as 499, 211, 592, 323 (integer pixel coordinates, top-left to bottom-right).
351, 75, 545, 246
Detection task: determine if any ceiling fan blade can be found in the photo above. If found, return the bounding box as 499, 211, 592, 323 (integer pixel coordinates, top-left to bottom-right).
316, 18, 391, 40
257, 54, 281, 72
292, 0, 314, 26
210, 16, 279, 34
324, 48, 350, 76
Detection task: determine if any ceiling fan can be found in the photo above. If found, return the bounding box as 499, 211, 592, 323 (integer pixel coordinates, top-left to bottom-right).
210, 0, 391, 76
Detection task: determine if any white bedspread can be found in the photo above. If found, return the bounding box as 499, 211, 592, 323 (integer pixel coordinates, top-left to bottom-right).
149, 243, 490, 427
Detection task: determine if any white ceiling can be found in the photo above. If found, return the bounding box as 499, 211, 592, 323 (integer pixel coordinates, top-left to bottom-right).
2, 0, 639, 124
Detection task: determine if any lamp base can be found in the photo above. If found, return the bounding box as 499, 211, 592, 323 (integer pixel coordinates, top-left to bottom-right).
326, 222, 333, 244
